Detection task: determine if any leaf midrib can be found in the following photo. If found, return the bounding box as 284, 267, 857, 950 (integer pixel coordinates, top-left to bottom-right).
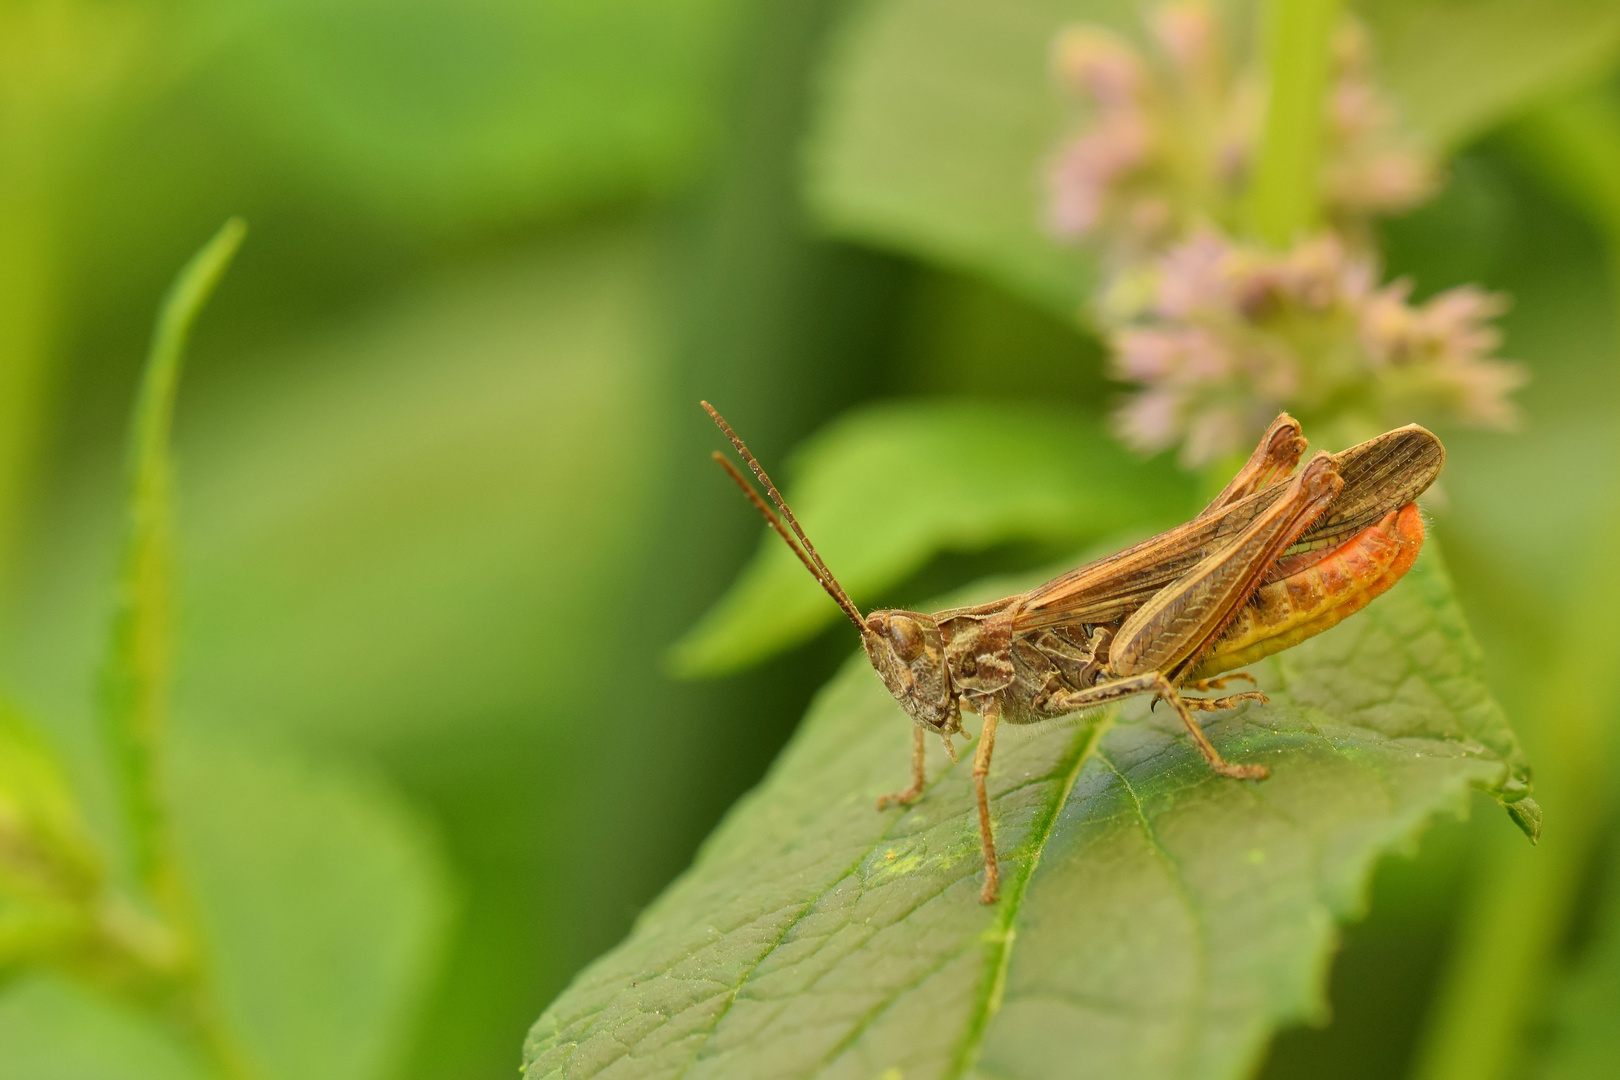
947, 711, 1115, 1079
664, 718, 1033, 1079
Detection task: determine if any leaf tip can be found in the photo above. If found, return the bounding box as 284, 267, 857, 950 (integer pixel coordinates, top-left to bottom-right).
1504, 795, 1542, 844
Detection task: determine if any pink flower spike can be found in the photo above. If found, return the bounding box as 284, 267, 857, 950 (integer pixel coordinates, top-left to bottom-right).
1053, 28, 1144, 107
1151, 1, 1219, 77
1183, 407, 1246, 466
1113, 328, 1181, 380
1154, 229, 1233, 318
1113, 390, 1182, 453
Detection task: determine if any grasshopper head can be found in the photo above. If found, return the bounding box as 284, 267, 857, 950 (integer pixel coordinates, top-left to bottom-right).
862, 611, 961, 736
701, 401, 961, 741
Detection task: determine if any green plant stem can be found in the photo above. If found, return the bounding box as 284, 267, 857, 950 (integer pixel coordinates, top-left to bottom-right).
99, 218, 252, 1080
102, 217, 245, 902
1410, 92, 1620, 1080
1243, 0, 1340, 247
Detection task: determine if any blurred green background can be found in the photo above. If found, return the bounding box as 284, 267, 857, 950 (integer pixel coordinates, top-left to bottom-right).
5, 1, 1620, 1078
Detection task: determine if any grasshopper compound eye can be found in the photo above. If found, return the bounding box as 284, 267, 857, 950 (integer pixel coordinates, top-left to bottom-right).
885, 616, 927, 663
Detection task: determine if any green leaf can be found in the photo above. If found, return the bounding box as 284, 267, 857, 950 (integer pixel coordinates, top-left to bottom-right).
0, 702, 103, 971
526, 547, 1531, 1080
165, 226, 668, 748
207, 0, 751, 229
0, 976, 208, 1080
0, 743, 449, 1080
100, 218, 245, 893
1357, 0, 1620, 151
1537, 869, 1620, 1080
805, 0, 1118, 317
1, 224, 674, 1077
671, 401, 1192, 676
805, 0, 1620, 314
170, 741, 451, 1080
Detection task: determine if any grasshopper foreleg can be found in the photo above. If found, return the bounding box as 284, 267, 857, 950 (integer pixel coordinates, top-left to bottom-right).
877, 725, 928, 810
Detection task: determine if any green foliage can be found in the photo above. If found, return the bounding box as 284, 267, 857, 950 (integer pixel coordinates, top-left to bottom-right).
1538, 872, 1620, 1080
204, 0, 750, 229
806, 0, 1620, 315
0, 223, 452, 1080
527, 549, 1530, 1080
171, 742, 450, 1080
1392, 96, 1620, 1080
5, 0, 1619, 1077
169, 228, 666, 747
0, 977, 209, 1080
1356, 0, 1620, 149
0, 743, 449, 1080
672, 401, 1193, 675
0, 703, 102, 973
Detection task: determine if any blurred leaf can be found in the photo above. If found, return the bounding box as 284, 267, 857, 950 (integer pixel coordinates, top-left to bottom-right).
171, 740, 451, 1080
672, 401, 1192, 676
1357, 0, 1620, 150
3, 226, 669, 747
1537, 864, 1620, 1080
0, 219, 678, 1080
204, 0, 751, 229
805, 0, 1114, 316
0, 702, 102, 971
527, 548, 1531, 1080
0, 976, 207, 1080
805, 0, 1620, 315
0, 743, 448, 1080
1393, 121, 1620, 1080
152, 227, 662, 749
100, 218, 244, 891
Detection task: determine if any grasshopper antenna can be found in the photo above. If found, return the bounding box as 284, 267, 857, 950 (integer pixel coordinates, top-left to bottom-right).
702, 401, 866, 631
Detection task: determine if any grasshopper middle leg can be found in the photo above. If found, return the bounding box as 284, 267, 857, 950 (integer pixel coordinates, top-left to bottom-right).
972, 700, 1002, 904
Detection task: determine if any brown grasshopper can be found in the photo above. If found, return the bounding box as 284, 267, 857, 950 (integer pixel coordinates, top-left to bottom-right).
702, 403, 1442, 903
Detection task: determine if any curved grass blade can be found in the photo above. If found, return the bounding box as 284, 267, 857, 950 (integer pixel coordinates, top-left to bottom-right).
99, 218, 246, 901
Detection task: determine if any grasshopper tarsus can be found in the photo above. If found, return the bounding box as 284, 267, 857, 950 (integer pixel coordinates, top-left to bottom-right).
1185, 672, 1258, 693
980, 874, 1001, 906
1185, 691, 1268, 711
702, 403, 1439, 904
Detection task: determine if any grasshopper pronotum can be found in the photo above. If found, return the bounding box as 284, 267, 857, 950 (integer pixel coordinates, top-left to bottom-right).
703, 403, 1443, 903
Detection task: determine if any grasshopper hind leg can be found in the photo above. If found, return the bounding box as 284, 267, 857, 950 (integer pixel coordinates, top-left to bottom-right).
1160, 677, 1269, 779
1040, 672, 1270, 781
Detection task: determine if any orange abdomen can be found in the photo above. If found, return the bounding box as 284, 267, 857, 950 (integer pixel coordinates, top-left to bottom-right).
1187, 502, 1425, 681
